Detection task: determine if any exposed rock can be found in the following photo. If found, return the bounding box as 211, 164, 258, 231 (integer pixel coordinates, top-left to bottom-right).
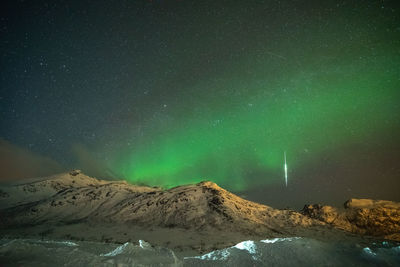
0, 189, 9, 198
302, 198, 400, 241
69, 169, 82, 176
302, 204, 339, 224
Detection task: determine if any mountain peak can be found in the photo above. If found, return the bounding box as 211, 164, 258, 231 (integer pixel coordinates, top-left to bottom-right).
69, 169, 82, 176
196, 181, 223, 190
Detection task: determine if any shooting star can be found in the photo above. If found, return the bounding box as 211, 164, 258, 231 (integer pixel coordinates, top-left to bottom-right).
265, 51, 287, 60
284, 151, 288, 187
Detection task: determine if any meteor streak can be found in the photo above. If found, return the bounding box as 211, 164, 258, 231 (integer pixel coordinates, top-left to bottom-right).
284, 151, 288, 187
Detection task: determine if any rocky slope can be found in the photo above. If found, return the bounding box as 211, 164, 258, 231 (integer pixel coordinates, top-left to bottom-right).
1, 171, 399, 252
0, 170, 316, 235
302, 198, 400, 241
0, 170, 156, 209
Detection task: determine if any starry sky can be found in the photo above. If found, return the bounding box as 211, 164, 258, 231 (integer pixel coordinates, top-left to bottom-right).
1, 0, 399, 208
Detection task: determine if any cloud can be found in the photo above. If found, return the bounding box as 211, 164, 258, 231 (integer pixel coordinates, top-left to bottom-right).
0, 139, 65, 181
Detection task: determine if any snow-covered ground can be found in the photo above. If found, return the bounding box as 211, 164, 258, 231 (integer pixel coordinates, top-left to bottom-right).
1, 237, 399, 266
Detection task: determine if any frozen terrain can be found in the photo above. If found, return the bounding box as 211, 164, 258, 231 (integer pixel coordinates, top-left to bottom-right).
0, 237, 399, 267
1, 171, 399, 265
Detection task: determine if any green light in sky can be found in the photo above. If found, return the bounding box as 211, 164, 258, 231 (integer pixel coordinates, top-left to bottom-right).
112, 54, 399, 191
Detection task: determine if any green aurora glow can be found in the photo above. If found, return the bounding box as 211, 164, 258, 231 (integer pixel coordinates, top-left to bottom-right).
2, 1, 399, 203
97, 1, 400, 191
114, 56, 399, 190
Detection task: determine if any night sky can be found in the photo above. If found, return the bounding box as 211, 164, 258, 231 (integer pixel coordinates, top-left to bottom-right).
1, 0, 399, 208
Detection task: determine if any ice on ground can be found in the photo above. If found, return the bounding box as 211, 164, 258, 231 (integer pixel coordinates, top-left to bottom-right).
101, 242, 131, 256
184, 237, 400, 267
0, 238, 182, 267
0, 237, 399, 267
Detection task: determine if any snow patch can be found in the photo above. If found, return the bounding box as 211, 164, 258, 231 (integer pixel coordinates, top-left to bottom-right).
190, 249, 231, 261
234, 240, 256, 254
234, 240, 259, 260
101, 242, 130, 257
363, 247, 376, 257
0, 239, 78, 247
260, 237, 300, 244
38, 240, 78, 247
139, 239, 151, 249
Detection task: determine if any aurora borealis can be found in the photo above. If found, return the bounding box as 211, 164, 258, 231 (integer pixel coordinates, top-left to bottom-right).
1, 0, 399, 207
115, 62, 399, 190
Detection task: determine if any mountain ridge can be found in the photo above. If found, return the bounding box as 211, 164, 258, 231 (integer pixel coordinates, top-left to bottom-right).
1, 170, 399, 253
0, 171, 317, 232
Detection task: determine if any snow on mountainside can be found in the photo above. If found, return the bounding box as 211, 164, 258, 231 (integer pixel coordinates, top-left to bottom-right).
0, 171, 316, 234
1, 171, 399, 253
0, 170, 156, 209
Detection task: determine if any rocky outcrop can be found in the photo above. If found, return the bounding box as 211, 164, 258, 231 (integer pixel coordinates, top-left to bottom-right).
302, 199, 400, 241
69, 169, 82, 176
